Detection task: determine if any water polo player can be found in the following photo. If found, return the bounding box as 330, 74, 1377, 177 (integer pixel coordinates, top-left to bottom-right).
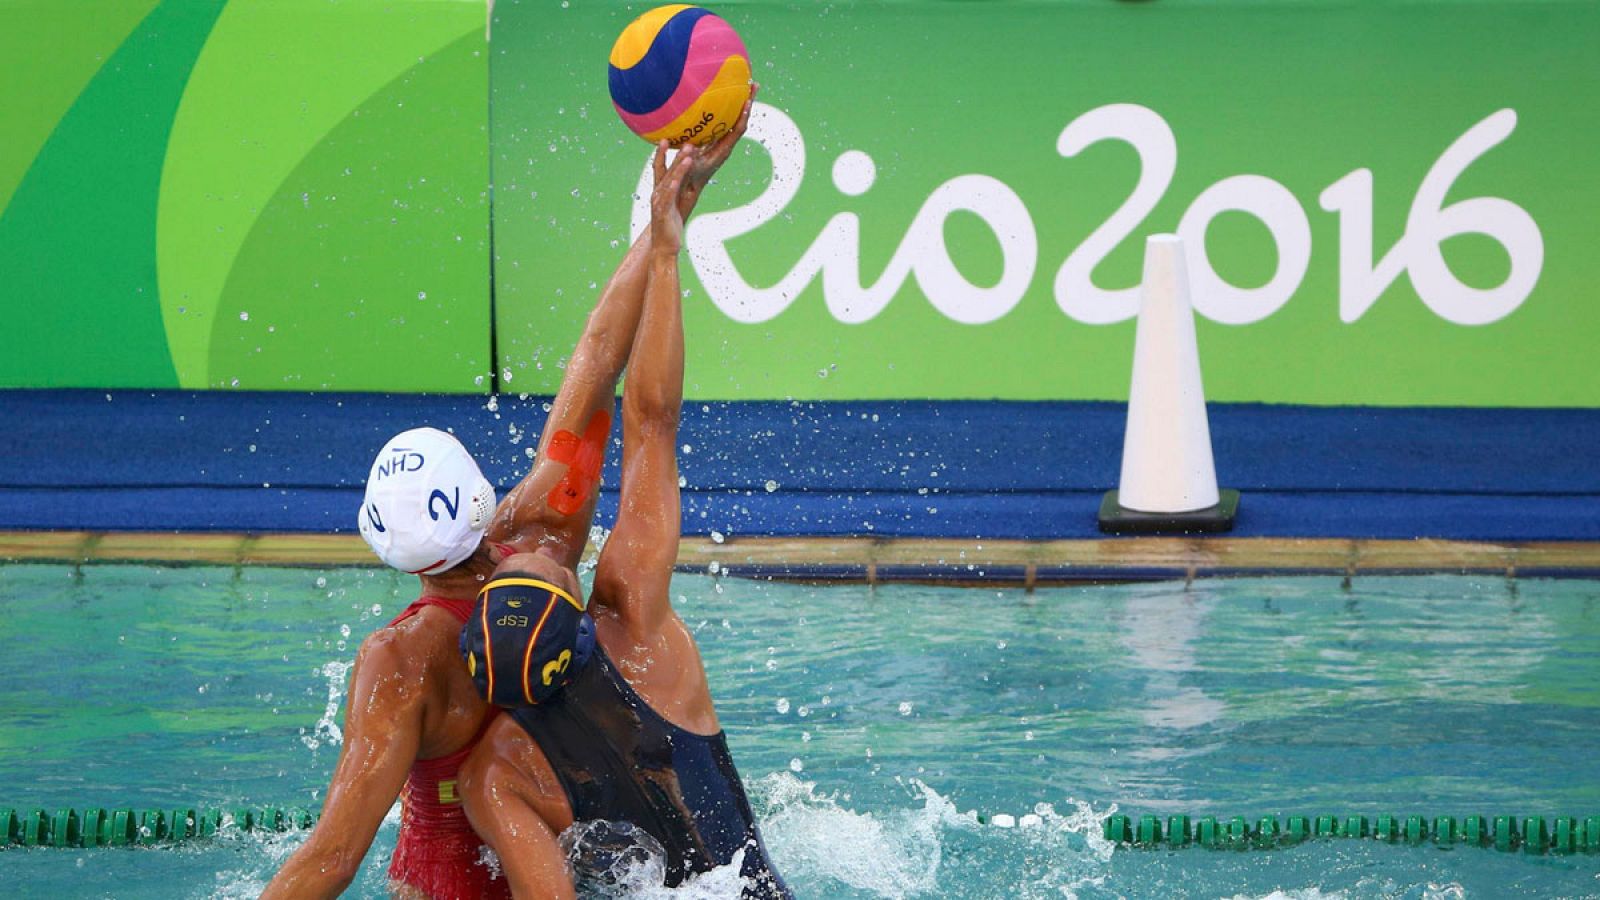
456, 98, 790, 900
260, 101, 755, 900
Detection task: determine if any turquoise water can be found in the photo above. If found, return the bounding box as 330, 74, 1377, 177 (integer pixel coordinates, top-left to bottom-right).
1, 565, 1598, 898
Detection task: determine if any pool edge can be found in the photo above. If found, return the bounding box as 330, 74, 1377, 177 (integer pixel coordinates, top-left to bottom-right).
4, 532, 1600, 584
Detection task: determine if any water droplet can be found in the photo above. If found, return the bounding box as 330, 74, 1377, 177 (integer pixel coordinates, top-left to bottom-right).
417, 291, 427, 300
710, 530, 725, 544
238, 311, 250, 321
898, 701, 914, 716
764, 480, 778, 493
775, 697, 790, 714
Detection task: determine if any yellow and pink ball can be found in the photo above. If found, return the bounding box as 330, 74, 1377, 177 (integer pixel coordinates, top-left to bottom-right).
608, 4, 752, 147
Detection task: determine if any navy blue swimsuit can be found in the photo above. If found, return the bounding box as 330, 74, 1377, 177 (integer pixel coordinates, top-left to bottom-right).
508, 644, 792, 898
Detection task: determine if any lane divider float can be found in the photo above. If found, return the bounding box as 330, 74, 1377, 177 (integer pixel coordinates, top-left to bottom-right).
0, 807, 317, 849
1091, 813, 1600, 853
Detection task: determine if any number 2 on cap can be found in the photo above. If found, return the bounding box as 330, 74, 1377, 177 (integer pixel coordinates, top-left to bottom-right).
429, 487, 460, 521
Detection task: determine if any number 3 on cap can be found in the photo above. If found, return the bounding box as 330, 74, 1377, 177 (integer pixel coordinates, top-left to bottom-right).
429, 487, 460, 521
542, 650, 573, 686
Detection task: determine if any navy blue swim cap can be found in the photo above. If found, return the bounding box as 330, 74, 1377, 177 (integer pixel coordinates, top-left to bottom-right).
460, 573, 595, 707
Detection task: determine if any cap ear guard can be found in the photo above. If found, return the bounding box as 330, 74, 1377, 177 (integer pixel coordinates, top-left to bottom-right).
467, 476, 496, 530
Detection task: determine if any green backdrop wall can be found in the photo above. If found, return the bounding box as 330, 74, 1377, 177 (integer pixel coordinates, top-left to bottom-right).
2, 0, 1595, 404
0, 0, 490, 392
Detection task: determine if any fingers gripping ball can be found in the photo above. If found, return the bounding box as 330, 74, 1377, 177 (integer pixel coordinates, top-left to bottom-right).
608, 4, 751, 147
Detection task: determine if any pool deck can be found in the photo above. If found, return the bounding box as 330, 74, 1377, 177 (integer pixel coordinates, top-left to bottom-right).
5, 531, 1599, 584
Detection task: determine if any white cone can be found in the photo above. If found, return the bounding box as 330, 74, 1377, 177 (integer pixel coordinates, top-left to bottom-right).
1116, 234, 1220, 513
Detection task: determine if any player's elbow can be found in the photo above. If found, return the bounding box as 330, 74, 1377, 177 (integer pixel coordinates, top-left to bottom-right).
459, 747, 525, 846
459, 741, 508, 829
624, 390, 680, 436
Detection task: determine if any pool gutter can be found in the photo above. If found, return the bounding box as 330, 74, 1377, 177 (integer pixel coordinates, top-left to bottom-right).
4, 532, 1600, 585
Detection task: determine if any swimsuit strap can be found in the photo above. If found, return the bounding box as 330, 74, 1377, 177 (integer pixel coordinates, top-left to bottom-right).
389, 594, 477, 627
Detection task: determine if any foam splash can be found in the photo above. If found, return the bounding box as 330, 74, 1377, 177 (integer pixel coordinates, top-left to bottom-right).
197, 774, 1122, 899
753, 774, 953, 898
196, 803, 401, 900
1228, 885, 1466, 900
579, 524, 612, 577
558, 818, 751, 899
1222, 883, 1350, 890
194, 827, 318, 899
476, 841, 505, 881
299, 658, 351, 750
749, 773, 1117, 900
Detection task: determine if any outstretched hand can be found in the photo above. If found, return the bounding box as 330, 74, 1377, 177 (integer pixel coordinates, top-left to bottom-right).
676, 82, 759, 219
648, 82, 760, 255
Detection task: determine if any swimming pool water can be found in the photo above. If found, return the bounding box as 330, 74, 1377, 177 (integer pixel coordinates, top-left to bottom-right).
1, 565, 1597, 898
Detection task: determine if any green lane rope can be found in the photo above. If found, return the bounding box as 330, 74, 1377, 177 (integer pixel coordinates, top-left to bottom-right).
1098, 813, 1600, 853
0, 807, 317, 849
6, 804, 1597, 855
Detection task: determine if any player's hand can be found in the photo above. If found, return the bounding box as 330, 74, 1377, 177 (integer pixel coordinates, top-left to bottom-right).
677, 82, 759, 219
649, 141, 697, 256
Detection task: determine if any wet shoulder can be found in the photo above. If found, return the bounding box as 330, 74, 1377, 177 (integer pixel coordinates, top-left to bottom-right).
364, 606, 464, 677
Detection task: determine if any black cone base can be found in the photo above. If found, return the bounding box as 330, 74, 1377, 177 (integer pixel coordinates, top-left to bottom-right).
1098, 489, 1239, 535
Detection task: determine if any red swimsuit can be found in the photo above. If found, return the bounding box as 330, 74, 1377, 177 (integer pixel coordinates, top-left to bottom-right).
386, 595, 511, 900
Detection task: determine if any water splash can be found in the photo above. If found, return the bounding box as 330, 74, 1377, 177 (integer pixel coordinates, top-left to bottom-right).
580, 524, 611, 577
558, 819, 751, 899
746, 774, 1118, 900
1226, 887, 1466, 900
299, 659, 351, 750
753, 773, 952, 898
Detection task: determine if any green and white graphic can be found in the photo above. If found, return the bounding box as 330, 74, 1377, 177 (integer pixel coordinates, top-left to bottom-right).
0, 0, 489, 392
490, 0, 1598, 406
1, 0, 1595, 405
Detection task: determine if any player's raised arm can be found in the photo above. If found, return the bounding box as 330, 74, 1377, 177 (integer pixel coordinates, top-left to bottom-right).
589, 144, 698, 633
489, 89, 755, 567
485, 230, 656, 565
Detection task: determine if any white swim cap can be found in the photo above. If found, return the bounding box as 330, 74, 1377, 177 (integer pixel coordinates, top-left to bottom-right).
357, 427, 497, 575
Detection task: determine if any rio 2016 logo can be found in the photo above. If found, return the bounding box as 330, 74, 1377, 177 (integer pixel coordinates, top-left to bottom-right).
630, 104, 1541, 327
